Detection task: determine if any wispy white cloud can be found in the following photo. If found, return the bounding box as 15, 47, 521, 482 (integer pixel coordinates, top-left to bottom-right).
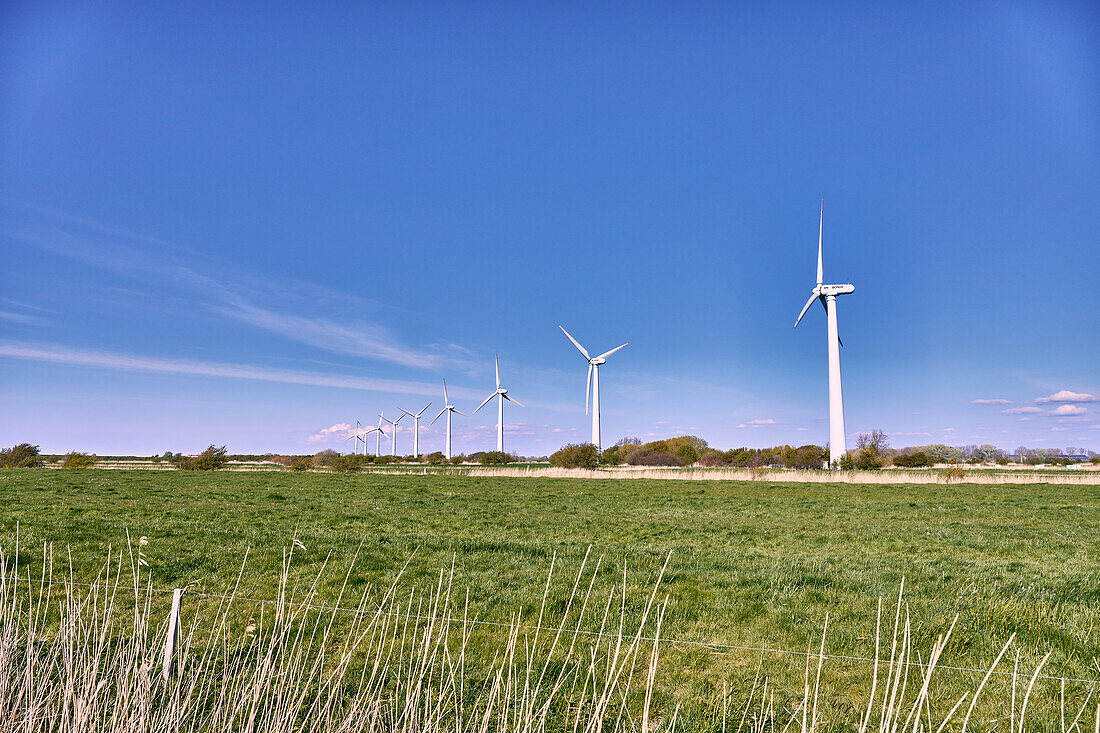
1036, 390, 1100, 404
736, 418, 775, 429
306, 423, 353, 443
1050, 404, 1087, 416
3, 202, 474, 371
0, 340, 575, 412
0, 341, 474, 399
0, 311, 46, 326
217, 301, 454, 370
893, 431, 932, 437
1003, 406, 1043, 414
971, 398, 1012, 405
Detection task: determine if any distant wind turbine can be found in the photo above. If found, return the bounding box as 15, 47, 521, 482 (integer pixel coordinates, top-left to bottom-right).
374, 415, 387, 457
794, 202, 855, 467
399, 403, 432, 459
559, 326, 627, 452
429, 379, 464, 460
473, 355, 524, 453
344, 420, 367, 455
380, 412, 405, 457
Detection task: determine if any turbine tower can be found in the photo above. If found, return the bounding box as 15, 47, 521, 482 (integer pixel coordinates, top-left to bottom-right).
473, 355, 523, 453
381, 412, 405, 457
794, 202, 854, 467
559, 326, 627, 452
399, 402, 432, 458
429, 379, 464, 460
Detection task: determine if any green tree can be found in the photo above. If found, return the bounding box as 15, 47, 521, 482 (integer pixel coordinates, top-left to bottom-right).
479, 451, 510, 466
290, 456, 313, 472
549, 443, 600, 469
424, 451, 445, 465
675, 443, 701, 466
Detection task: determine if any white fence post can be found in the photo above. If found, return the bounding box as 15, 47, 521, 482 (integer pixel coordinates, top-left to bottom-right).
162, 588, 184, 682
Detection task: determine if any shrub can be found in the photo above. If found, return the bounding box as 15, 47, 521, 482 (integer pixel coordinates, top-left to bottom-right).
332, 454, 368, 472
0, 444, 43, 468
942, 465, 967, 482
838, 452, 855, 470
479, 451, 510, 466
290, 456, 313, 472
628, 450, 679, 467
176, 445, 229, 471
599, 445, 622, 465
853, 448, 884, 470
61, 452, 97, 468
674, 443, 700, 466
312, 449, 340, 468
894, 451, 932, 468
424, 451, 445, 465
549, 443, 600, 469
449, 454, 466, 465
374, 455, 396, 465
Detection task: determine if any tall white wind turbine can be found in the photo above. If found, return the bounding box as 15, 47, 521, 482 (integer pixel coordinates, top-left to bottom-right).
399, 402, 432, 458
794, 202, 855, 467
381, 412, 405, 457
429, 379, 465, 460
559, 326, 627, 452
473, 355, 523, 453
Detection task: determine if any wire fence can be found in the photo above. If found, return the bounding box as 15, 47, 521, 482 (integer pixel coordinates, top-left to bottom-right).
24, 577, 1100, 687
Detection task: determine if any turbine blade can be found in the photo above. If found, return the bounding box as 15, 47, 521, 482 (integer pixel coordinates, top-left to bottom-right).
817, 200, 824, 287
503, 394, 524, 407
794, 293, 817, 328
452, 409, 466, 416
473, 393, 495, 414
817, 294, 828, 315
400, 408, 415, 418
442, 378, 449, 403
559, 325, 590, 359
495, 355, 500, 388
585, 363, 592, 416
418, 402, 432, 417
430, 409, 447, 426
596, 343, 628, 360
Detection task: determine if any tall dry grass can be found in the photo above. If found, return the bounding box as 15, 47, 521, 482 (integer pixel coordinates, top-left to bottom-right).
462, 466, 1100, 485
0, 541, 1096, 731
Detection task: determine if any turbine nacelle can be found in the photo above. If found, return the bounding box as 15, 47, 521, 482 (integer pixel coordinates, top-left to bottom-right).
819, 283, 855, 296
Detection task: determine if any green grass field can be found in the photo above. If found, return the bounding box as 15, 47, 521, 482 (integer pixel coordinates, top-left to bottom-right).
2, 468, 1097, 729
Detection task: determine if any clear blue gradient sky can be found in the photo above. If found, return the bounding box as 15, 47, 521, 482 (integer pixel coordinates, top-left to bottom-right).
2, 1, 1098, 456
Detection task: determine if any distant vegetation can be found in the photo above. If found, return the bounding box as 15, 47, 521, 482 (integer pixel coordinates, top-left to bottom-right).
61, 452, 97, 468
0, 444, 42, 468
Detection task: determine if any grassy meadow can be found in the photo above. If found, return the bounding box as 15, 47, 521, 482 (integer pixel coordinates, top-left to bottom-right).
2, 468, 1098, 729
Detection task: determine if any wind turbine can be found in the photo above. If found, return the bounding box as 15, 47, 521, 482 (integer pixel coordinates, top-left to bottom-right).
473, 355, 523, 453
380, 412, 405, 457
794, 202, 855, 467
559, 326, 627, 452
399, 403, 432, 459
429, 379, 464, 460
374, 415, 387, 457
344, 420, 364, 455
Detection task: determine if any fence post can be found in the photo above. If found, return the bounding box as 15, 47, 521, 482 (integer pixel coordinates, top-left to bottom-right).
162, 588, 184, 682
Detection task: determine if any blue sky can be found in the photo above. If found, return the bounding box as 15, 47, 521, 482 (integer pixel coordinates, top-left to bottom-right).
2, 1, 1098, 456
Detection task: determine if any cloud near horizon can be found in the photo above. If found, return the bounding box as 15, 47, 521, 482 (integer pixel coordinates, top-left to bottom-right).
971, 398, 1012, 405
1003, 406, 1043, 414
1036, 390, 1100, 404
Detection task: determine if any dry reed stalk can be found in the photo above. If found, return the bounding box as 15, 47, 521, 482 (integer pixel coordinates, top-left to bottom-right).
0, 541, 1095, 731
